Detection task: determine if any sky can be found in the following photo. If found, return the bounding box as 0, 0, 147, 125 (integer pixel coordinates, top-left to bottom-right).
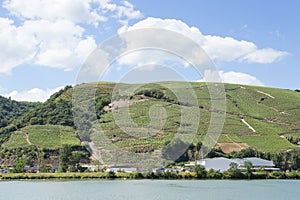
0, 0, 299, 102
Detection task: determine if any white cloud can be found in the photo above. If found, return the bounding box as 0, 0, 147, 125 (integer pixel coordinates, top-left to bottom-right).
3, 0, 142, 26
3, 0, 106, 25
101, 0, 142, 24
0, 0, 142, 74
25, 19, 97, 69
2, 86, 64, 102
119, 17, 204, 44
242, 48, 289, 64
119, 17, 288, 65
0, 17, 37, 74
199, 70, 264, 86
203, 35, 257, 62
116, 18, 210, 69
0, 18, 98, 72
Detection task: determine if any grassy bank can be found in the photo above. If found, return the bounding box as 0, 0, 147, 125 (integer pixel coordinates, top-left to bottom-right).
1, 171, 300, 180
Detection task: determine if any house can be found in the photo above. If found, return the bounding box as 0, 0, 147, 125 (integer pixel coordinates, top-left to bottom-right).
233, 157, 280, 172
107, 166, 137, 173
197, 157, 235, 172
0, 169, 9, 174
152, 167, 179, 173
185, 157, 280, 172
81, 165, 100, 172
24, 165, 38, 173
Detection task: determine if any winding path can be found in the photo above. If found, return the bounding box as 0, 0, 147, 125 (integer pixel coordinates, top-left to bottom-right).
25, 132, 32, 145
88, 141, 104, 165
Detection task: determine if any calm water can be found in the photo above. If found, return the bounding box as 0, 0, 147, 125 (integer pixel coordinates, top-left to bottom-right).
0, 180, 299, 200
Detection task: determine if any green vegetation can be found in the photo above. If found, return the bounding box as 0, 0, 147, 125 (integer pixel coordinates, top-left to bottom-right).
93, 82, 300, 154
58, 144, 87, 172
12, 158, 25, 173
0, 95, 38, 143
0, 82, 300, 169
0, 96, 38, 129
2, 170, 300, 180
2, 125, 80, 149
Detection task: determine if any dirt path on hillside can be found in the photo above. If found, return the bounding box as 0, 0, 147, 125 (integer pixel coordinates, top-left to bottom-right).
14, 130, 32, 145
24, 132, 32, 145
88, 141, 104, 164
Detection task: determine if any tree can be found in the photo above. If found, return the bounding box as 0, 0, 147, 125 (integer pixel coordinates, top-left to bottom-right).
13, 159, 25, 173
59, 145, 72, 172
59, 145, 84, 172
228, 162, 243, 179
194, 164, 207, 179
291, 152, 300, 170
207, 169, 223, 179
244, 160, 253, 179
91, 159, 102, 172
69, 151, 82, 172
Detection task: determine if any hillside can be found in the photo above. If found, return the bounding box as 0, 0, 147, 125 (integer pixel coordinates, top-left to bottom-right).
0, 95, 38, 128
88, 82, 300, 164
1, 82, 300, 158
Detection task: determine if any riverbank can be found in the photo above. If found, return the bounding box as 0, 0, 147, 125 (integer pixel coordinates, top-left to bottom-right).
1, 171, 300, 180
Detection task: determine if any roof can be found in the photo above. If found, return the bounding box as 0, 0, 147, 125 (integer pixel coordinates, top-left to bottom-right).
202, 157, 233, 172
233, 157, 275, 167
188, 157, 275, 172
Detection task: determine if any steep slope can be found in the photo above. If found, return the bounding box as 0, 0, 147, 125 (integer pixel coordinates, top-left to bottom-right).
0, 84, 113, 146
1, 82, 300, 155
0, 95, 38, 128
0, 86, 74, 144
91, 82, 300, 155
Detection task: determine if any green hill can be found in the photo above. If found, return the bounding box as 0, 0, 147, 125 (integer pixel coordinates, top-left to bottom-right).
1, 82, 300, 155
0, 86, 74, 144
90, 82, 300, 155
0, 95, 38, 128
2, 125, 80, 149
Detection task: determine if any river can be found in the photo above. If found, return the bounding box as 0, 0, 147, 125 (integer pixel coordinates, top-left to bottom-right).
0, 180, 299, 200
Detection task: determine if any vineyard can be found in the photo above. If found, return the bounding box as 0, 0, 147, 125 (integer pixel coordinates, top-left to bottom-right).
90, 82, 300, 156
1, 82, 300, 157
3, 125, 80, 149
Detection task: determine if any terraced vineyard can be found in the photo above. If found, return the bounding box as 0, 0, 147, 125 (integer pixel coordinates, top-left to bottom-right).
1, 82, 300, 157
3, 125, 80, 149
88, 82, 300, 158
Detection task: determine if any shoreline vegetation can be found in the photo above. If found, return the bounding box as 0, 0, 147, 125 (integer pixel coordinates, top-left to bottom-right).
2, 170, 300, 180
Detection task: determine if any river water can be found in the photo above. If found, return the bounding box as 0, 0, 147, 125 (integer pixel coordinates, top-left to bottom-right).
0, 179, 299, 200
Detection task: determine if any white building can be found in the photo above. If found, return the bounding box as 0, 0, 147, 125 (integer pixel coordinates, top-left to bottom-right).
107, 166, 137, 173
185, 157, 279, 172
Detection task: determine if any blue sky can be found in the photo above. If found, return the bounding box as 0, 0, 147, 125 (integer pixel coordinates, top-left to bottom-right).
0, 0, 299, 101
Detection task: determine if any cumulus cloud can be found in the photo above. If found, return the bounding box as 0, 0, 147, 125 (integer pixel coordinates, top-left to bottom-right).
2, 86, 64, 102
199, 70, 264, 86
0, 0, 142, 74
4, 0, 101, 25
0, 18, 97, 72
242, 48, 289, 64
102, 0, 142, 24
28, 20, 97, 69
0, 18, 37, 74
119, 17, 288, 65
203, 35, 256, 62
3, 0, 142, 25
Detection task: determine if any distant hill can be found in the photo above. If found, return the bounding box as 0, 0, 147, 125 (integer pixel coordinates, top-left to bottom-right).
0, 95, 38, 128
1, 82, 300, 156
